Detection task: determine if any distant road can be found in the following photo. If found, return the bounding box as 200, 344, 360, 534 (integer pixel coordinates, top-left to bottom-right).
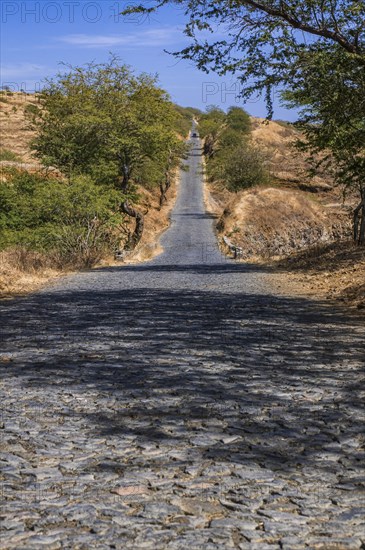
1, 131, 364, 548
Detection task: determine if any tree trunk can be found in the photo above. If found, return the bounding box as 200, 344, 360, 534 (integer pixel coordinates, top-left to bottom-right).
159, 153, 173, 209
203, 135, 215, 158
354, 197, 365, 245
159, 181, 166, 209
159, 172, 172, 209
120, 163, 131, 193
120, 200, 144, 250
121, 173, 129, 193
359, 200, 365, 245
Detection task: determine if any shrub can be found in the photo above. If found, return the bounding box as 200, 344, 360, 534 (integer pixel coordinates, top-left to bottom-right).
218, 128, 245, 150
208, 144, 269, 191
226, 107, 251, 134
224, 146, 270, 191
50, 219, 116, 268
24, 103, 41, 119
0, 171, 123, 267
0, 149, 21, 162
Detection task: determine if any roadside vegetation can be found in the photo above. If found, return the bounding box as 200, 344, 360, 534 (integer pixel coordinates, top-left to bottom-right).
1, 1, 364, 306
26, 57, 188, 251
199, 106, 269, 191
0, 58, 194, 296
0, 149, 21, 162
127, 0, 364, 307
0, 169, 122, 268
199, 107, 351, 259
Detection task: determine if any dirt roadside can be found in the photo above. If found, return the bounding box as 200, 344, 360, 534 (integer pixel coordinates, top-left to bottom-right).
269, 241, 365, 311
203, 173, 364, 313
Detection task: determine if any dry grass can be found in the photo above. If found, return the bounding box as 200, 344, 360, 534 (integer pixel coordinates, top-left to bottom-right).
213, 187, 351, 259
0, 92, 38, 163
0, 249, 65, 298
272, 241, 365, 309
251, 118, 333, 192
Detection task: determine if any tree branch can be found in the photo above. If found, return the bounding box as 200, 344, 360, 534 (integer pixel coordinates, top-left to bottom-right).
242, 0, 363, 55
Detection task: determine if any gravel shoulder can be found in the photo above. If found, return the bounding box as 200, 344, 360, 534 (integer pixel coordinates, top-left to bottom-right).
1, 138, 364, 549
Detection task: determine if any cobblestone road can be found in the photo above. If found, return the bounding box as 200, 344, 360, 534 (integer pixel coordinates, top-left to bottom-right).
1, 138, 364, 549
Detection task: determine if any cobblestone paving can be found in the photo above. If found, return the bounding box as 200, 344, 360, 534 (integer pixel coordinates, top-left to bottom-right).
1, 140, 364, 549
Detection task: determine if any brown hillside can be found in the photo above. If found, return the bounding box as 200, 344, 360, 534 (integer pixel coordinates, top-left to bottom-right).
208, 117, 354, 258
0, 92, 38, 162
205, 118, 363, 309
251, 117, 332, 192
215, 187, 350, 260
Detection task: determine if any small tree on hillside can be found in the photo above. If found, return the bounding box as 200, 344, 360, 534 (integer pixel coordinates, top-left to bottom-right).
198, 106, 226, 157
199, 105, 268, 190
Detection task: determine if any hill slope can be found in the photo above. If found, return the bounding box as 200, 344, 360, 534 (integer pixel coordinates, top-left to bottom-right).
205, 117, 364, 308
0, 92, 38, 163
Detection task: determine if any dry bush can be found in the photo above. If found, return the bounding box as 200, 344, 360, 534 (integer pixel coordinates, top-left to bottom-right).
0, 248, 60, 297
0, 248, 52, 272
50, 221, 116, 269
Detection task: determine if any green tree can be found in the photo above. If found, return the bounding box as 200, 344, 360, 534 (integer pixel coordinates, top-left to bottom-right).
28, 57, 185, 249
199, 105, 268, 190
222, 146, 269, 191
284, 46, 365, 244
226, 107, 251, 134
208, 142, 268, 191
199, 106, 226, 157
125, 1, 364, 109
174, 105, 202, 136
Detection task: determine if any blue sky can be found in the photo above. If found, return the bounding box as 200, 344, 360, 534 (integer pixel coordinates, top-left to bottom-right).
1, 0, 297, 120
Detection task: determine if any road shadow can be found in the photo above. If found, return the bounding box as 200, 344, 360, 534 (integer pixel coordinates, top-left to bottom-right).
1, 284, 364, 477
91, 261, 275, 275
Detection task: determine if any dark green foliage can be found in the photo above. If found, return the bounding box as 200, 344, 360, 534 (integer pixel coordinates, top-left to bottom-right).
201, 106, 268, 190
174, 105, 202, 136
0, 149, 21, 162
208, 143, 269, 191
125, 1, 364, 117
226, 107, 251, 134
218, 128, 244, 150
24, 103, 41, 120
220, 147, 269, 191
284, 45, 365, 243
284, 46, 365, 196
27, 58, 184, 191
198, 106, 225, 140
0, 170, 122, 267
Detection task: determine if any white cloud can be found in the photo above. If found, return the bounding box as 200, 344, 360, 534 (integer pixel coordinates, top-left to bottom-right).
58, 28, 179, 48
